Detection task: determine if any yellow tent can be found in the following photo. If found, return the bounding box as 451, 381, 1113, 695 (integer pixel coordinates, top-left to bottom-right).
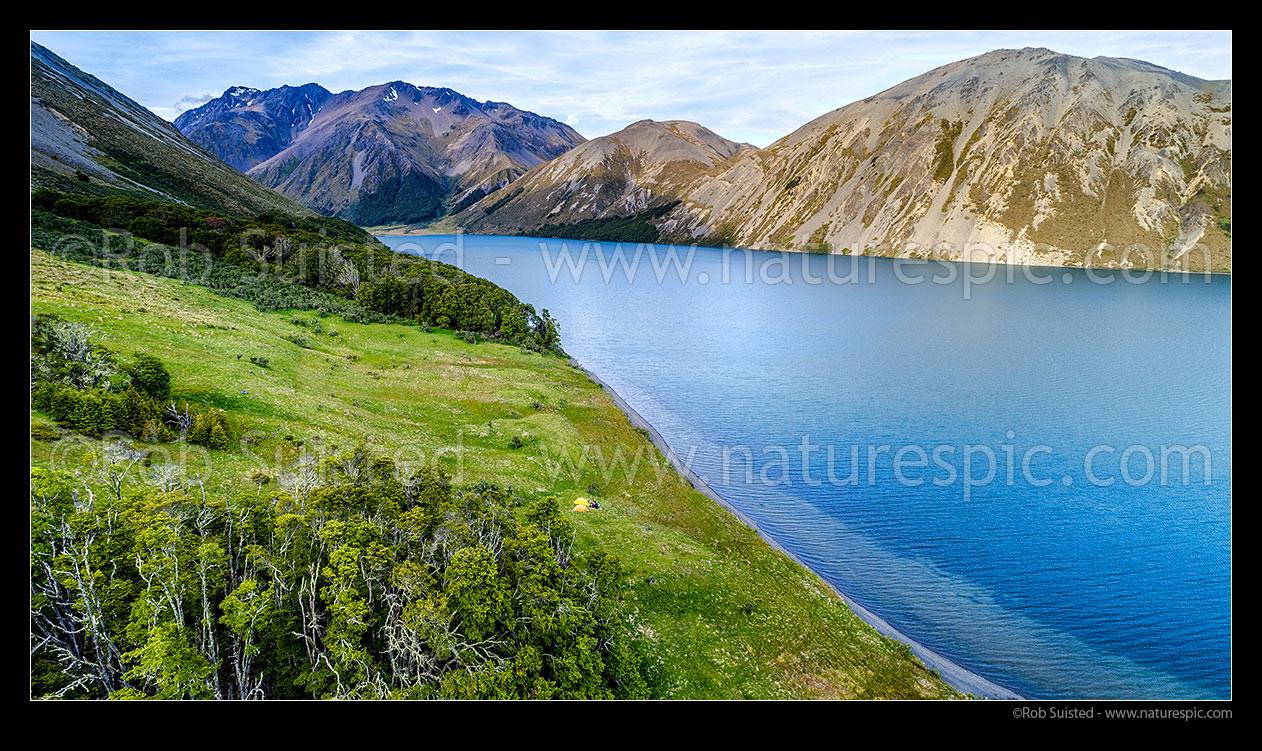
572, 497, 590, 512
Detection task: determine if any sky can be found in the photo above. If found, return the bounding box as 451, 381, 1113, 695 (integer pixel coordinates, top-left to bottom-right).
30, 30, 1231, 147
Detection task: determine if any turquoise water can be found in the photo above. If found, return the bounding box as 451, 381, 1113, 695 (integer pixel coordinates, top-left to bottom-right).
382, 234, 1232, 699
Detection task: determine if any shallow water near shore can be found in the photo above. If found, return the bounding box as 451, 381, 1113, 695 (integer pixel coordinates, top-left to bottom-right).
382, 234, 1232, 699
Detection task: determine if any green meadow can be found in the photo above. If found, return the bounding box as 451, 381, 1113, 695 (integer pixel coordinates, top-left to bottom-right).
30, 248, 957, 699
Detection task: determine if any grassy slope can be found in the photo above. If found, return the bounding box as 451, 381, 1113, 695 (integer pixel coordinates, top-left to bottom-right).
29, 248, 957, 699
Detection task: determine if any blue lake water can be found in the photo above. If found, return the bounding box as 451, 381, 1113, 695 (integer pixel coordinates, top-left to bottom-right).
382, 234, 1231, 699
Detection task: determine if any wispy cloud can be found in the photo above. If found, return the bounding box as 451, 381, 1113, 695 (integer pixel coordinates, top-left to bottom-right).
173, 93, 216, 114
31, 30, 1232, 147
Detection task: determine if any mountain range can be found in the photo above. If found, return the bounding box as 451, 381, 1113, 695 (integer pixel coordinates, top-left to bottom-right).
175, 81, 585, 226
31, 42, 1231, 272
464, 48, 1232, 272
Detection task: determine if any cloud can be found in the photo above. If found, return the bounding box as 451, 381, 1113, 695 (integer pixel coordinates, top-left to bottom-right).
32, 30, 1232, 148
173, 93, 215, 114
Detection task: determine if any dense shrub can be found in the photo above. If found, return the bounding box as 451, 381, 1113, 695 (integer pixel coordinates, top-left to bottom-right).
30, 322, 230, 449
933, 118, 964, 182
30, 381, 228, 448
532, 201, 680, 244
336, 172, 447, 226
32, 189, 377, 249
31, 450, 649, 699
128, 353, 172, 401
30, 314, 123, 390
34, 190, 565, 352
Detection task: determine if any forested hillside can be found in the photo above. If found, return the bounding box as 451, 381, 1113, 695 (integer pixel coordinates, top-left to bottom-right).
32, 190, 561, 351
33, 345, 645, 698
29, 237, 956, 699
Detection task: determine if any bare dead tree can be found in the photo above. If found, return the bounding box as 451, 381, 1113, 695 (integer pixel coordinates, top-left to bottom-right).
333, 253, 361, 295
192, 506, 224, 699
97, 438, 145, 501
30, 490, 131, 697
147, 463, 183, 493
165, 402, 192, 439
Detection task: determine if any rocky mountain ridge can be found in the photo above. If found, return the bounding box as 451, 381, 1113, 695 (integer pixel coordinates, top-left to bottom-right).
174, 83, 332, 171
30, 41, 312, 218
467, 48, 1232, 272
176, 80, 586, 225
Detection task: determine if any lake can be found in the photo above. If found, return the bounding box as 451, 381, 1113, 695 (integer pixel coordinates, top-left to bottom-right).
381, 234, 1231, 699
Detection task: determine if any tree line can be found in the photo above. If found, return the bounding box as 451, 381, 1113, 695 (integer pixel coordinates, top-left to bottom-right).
30, 317, 648, 698
33, 190, 562, 352
31, 314, 231, 448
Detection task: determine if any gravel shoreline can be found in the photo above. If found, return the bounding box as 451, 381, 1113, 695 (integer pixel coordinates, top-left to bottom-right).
574, 360, 1023, 700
